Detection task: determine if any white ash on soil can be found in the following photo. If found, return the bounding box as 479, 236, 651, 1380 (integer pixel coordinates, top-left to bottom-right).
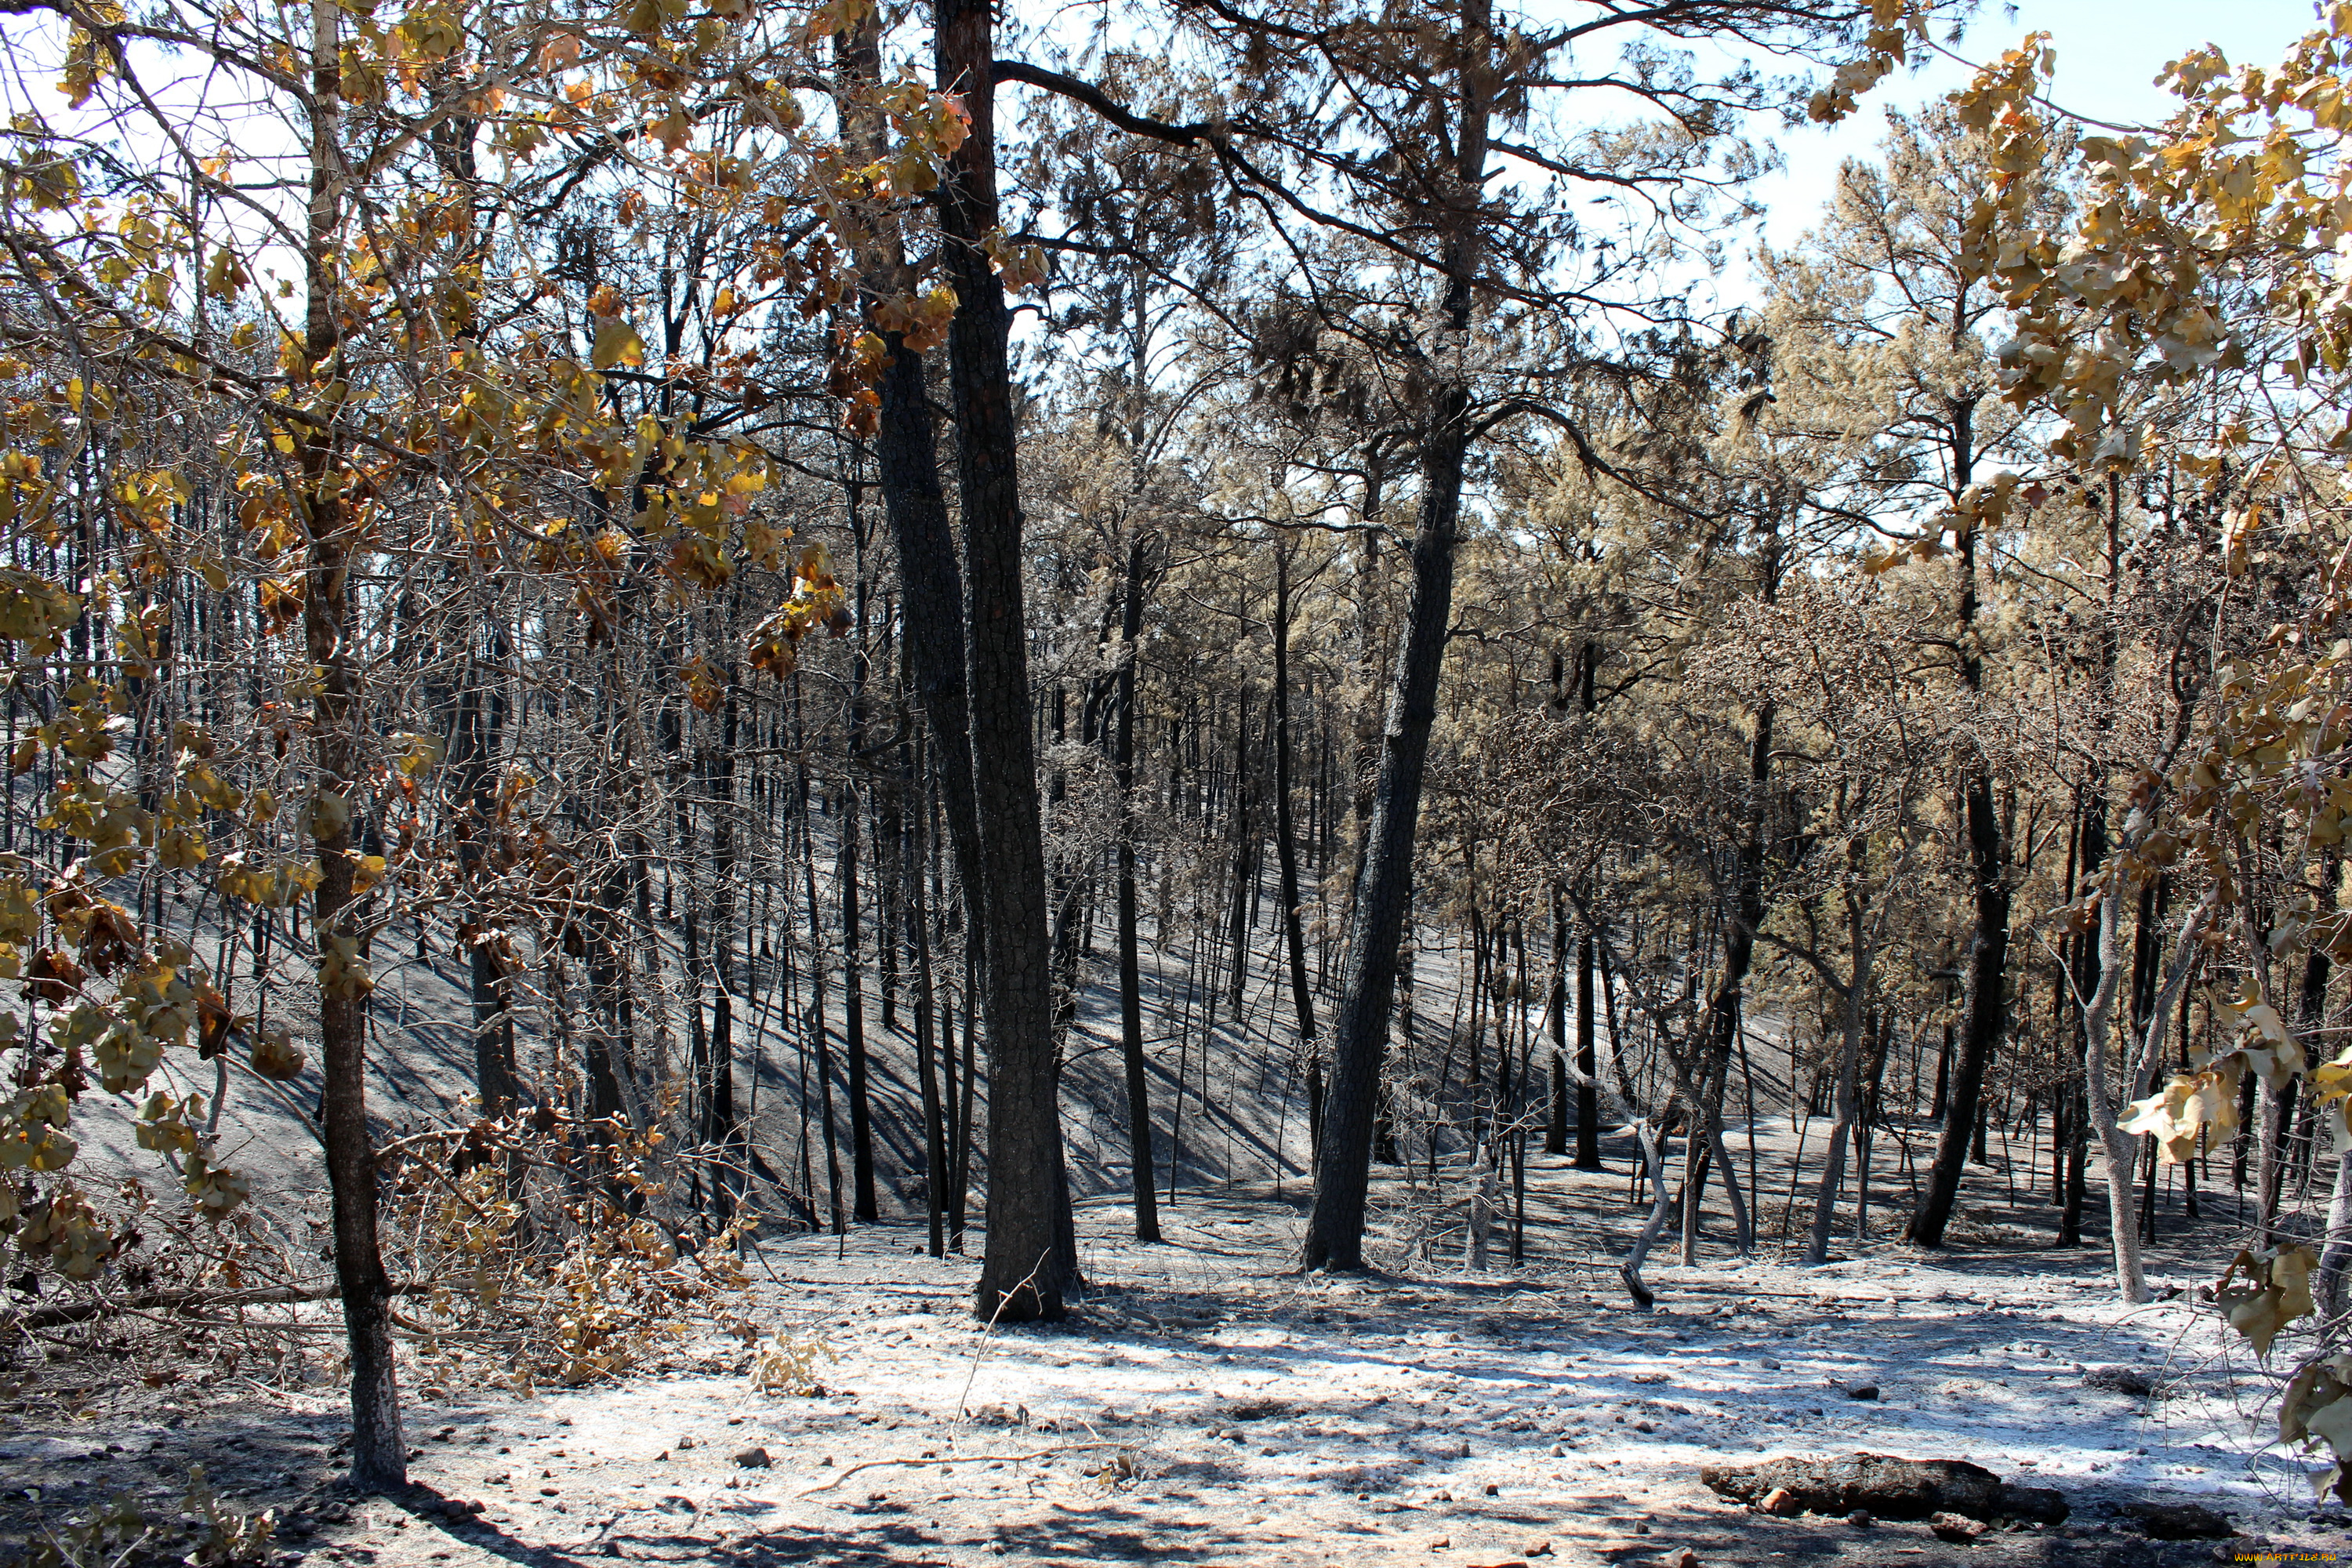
10, 1184, 2350, 1567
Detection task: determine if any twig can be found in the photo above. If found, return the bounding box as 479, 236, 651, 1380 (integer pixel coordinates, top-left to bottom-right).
241, 1376, 336, 1410
4, 1279, 428, 1331
956, 1251, 1049, 1419
796, 1442, 1129, 1497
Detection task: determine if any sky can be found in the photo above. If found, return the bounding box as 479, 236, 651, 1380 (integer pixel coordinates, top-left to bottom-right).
1743, 0, 2323, 253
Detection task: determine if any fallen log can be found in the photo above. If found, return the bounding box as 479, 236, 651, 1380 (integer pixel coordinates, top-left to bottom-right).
1700, 1453, 2067, 1525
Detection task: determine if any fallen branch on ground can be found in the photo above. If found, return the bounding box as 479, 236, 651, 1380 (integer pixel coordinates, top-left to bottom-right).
3, 1280, 431, 1333
797, 1442, 1132, 1496
1701, 1453, 2068, 1524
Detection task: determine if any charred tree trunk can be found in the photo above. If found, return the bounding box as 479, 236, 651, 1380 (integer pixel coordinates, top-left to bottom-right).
1576, 921, 1600, 1170
303, 0, 402, 1488
2063, 800, 2107, 1247
1546, 887, 1568, 1156
1804, 897, 1872, 1266
935, 0, 1066, 1319
450, 622, 515, 1117
1115, 536, 1161, 1242
909, 735, 949, 1258
1272, 547, 1317, 1070
800, 739, 845, 1236
840, 776, 876, 1222
1301, 0, 1494, 1271
837, 11, 984, 928
1907, 413, 2010, 1249
1693, 698, 1773, 1256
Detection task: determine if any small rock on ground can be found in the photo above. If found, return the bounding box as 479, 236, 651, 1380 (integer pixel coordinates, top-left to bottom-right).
2125, 1501, 2235, 1540
1929, 1512, 1989, 1543
2084, 1366, 2154, 1396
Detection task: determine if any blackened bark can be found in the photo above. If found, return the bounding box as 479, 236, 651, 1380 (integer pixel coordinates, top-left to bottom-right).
311, 569, 403, 1494
872, 356, 983, 915
799, 745, 845, 1236
876, 742, 905, 1036
1907, 423, 2010, 1247
936, 0, 1065, 1319
1570, 648, 1601, 1171
1575, 924, 1600, 1168
582, 887, 630, 1132
1907, 780, 2009, 1248
1691, 697, 1772, 1255
842, 778, 877, 1223
838, 13, 985, 927
2263, 1076, 2300, 1229
2060, 1072, 2089, 1243
1115, 537, 1161, 1242
839, 493, 877, 1224
1224, 695, 1256, 1014
2311, 860, 2352, 1304
450, 626, 516, 1116
910, 739, 949, 1257
2060, 801, 2104, 1247
1272, 548, 1317, 1068
1301, 411, 1470, 1271
1805, 884, 1874, 1265
1300, 0, 1494, 1273
1545, 891, 1568, 1157
815, 1010, 845, 1236
950, 941, 978, 1249
1689, 542, 1779, 1255
705, 681, 744, 1196
1930, 1022, 1951, 1120
304, 0, 401, 1489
